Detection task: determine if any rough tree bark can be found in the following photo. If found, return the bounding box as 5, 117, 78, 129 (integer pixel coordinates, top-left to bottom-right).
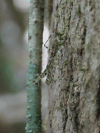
25, 0, 44, 133
47, 0, 100, 133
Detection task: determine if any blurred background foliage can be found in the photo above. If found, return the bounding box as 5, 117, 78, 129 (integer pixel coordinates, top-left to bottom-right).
0, 0, 52, 132
0, 0, 28, 93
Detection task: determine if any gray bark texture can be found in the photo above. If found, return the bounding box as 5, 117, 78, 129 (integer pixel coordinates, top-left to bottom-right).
26, 0, 44, 133
47, 0, 100, 133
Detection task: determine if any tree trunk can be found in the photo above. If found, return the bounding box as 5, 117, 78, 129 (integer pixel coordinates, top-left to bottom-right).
47, 0, 100, 133
25, 0, 44, 133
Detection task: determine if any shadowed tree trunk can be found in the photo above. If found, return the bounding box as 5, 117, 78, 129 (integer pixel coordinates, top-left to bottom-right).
25, 0, 44, 133
46, 0, 100, 133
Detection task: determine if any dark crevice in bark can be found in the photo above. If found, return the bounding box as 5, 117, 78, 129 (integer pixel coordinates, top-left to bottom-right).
71, 88, 80, 132
96, 77, 100, 118
75, 4, 87, 57
63, 108, 68, 132
70, 56, 73, 77
75, 4, 85, 57
73, 115, 78, 131
48, 0, 53, 29
74, 111, 79, 132
89, 0, 95, 11
69, 6, 73, 78
78, 5, 81, 18
63, 73, 73, 132
80, 25, 87, 56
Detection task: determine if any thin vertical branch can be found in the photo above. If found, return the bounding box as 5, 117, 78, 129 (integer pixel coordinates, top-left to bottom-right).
25, 0, 44, 133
